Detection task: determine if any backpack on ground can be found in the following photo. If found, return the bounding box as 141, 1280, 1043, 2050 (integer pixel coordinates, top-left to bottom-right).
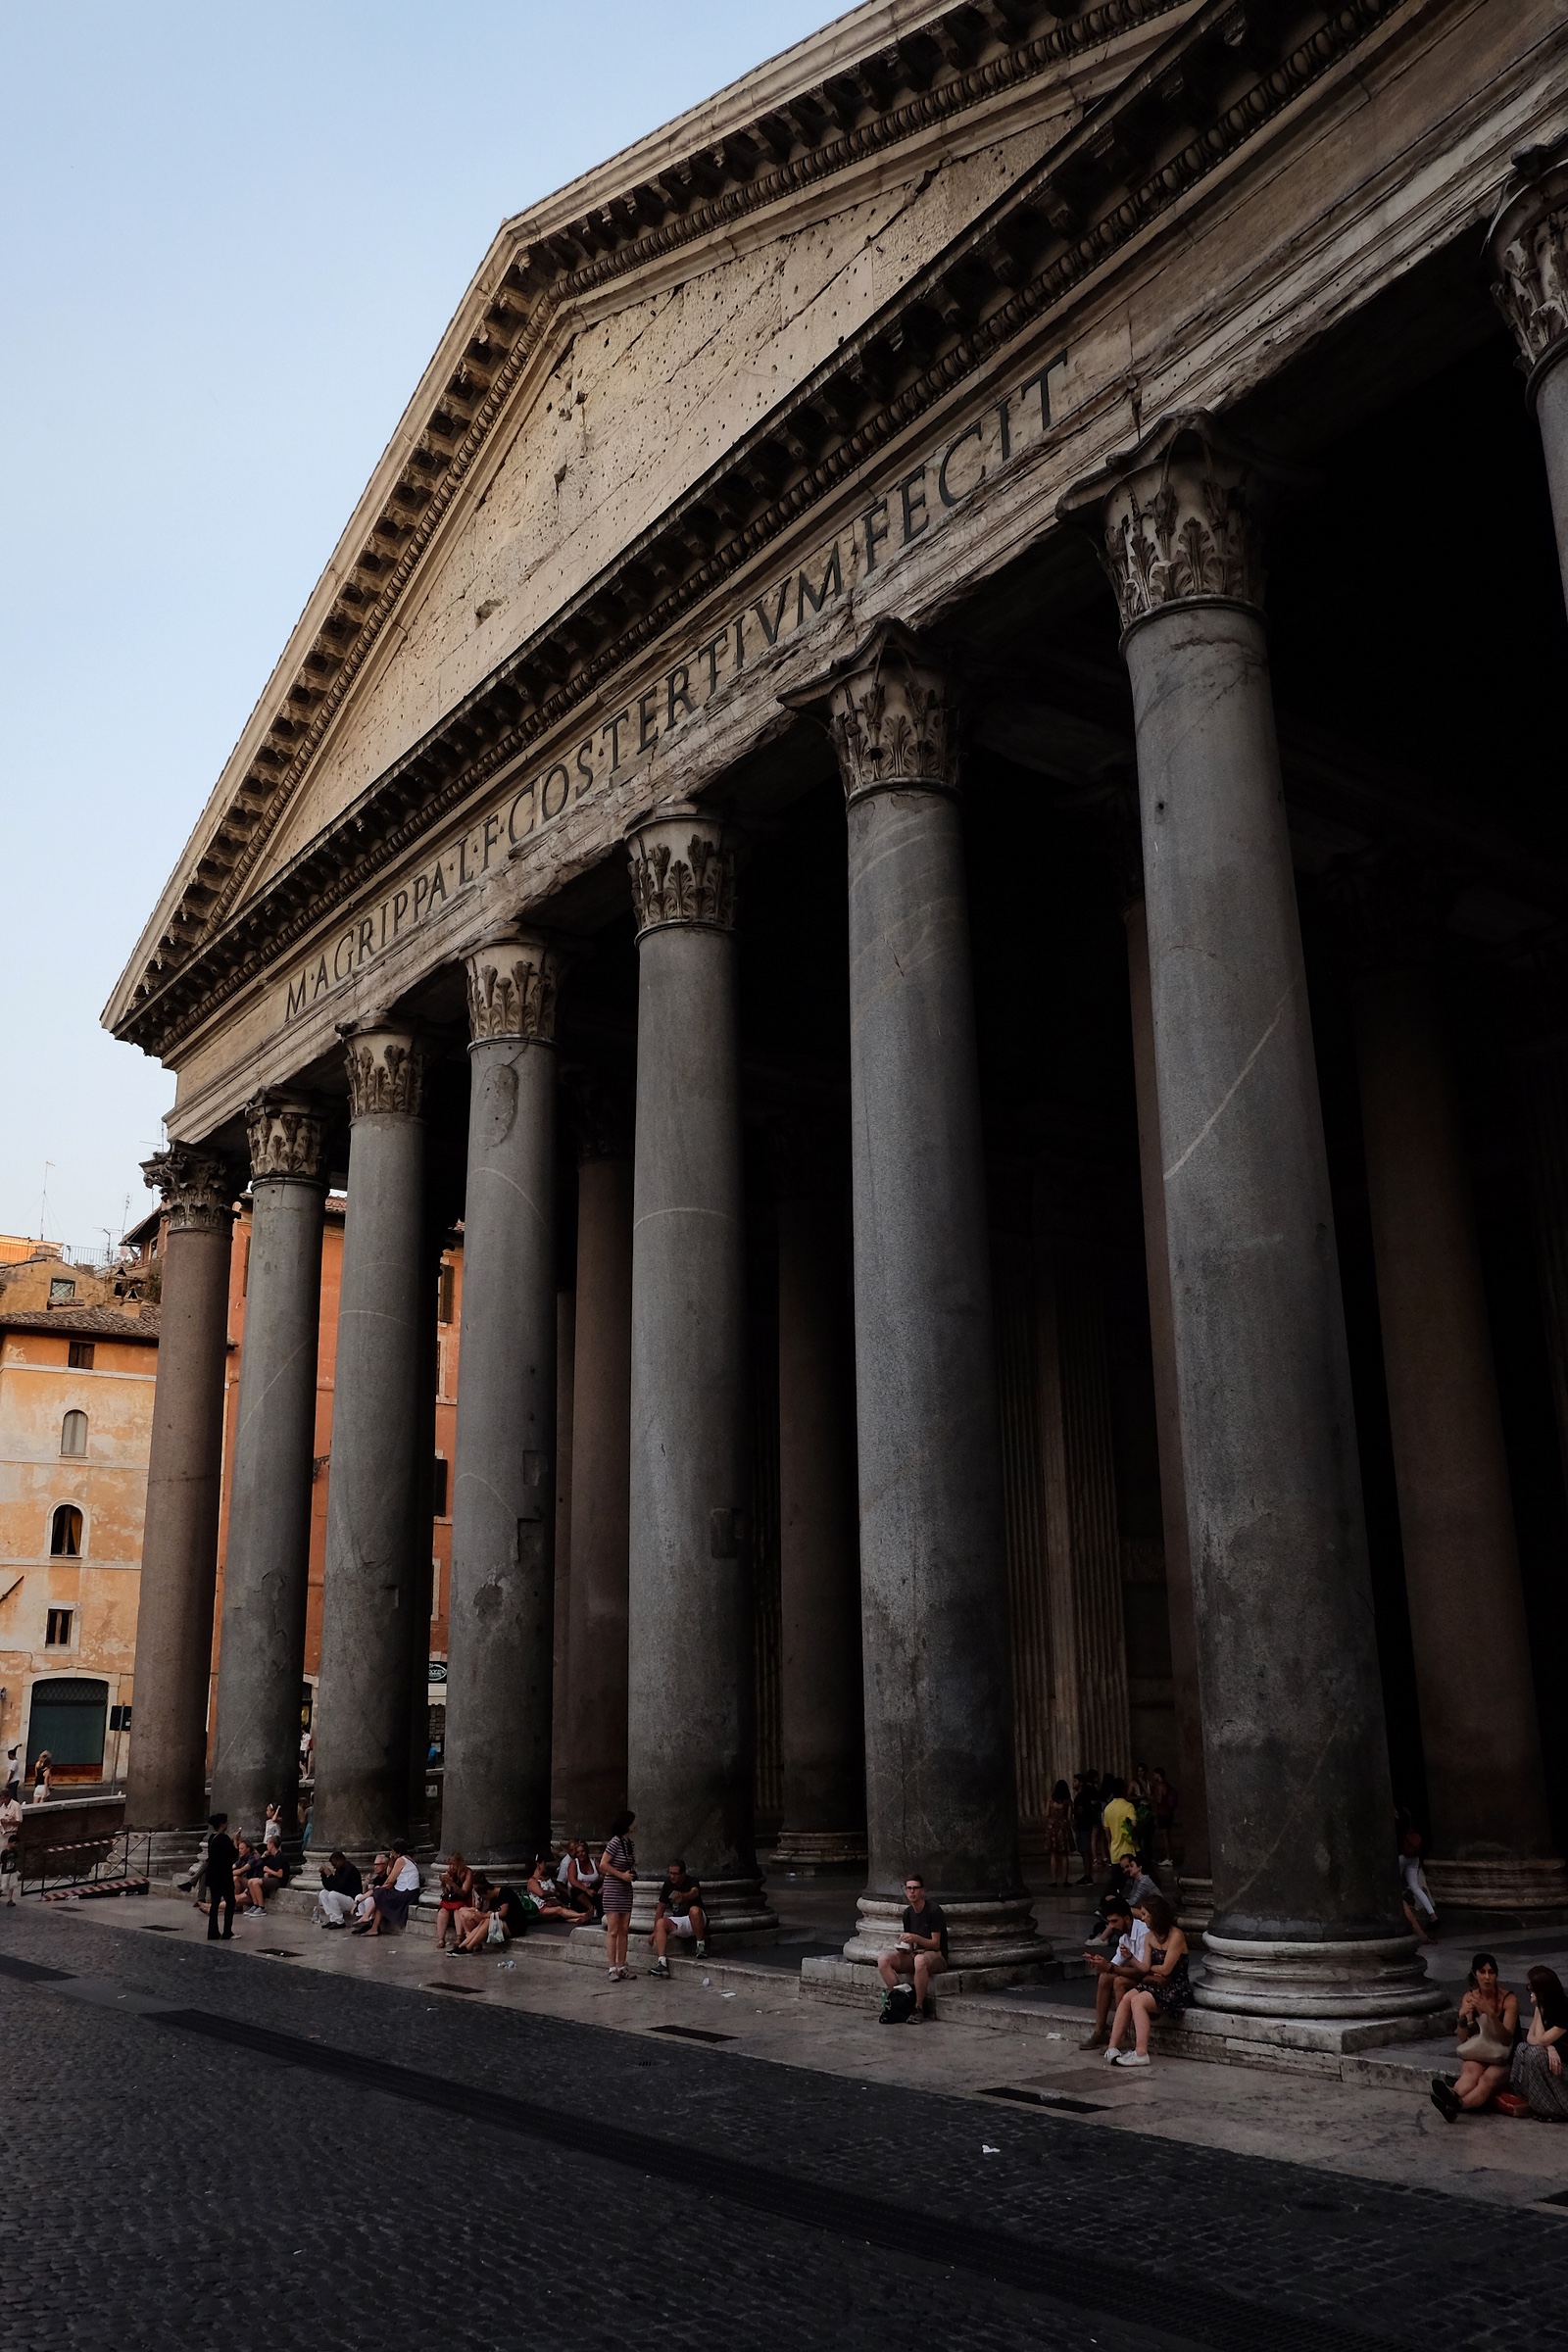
878, 1984, 916, 2025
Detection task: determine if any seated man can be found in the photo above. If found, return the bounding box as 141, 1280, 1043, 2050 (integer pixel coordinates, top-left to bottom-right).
314, 1850, 363, 1928
231, 1836, 268, 1913
877, 1875, 949, 2021
649, 1861, 708, 1975
1080, 1893, 1149, 2050
1091, 1854, 1161, 1938
261, 1836, 288, 1899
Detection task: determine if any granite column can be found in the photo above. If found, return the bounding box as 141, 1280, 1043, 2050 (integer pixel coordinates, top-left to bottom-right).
126, 1147, 235, 1830
313, 1026, 429, 1854
785, 625, 1049, 1983
1060, 416, 1440, 2022
771, 1130, 865, 1873
564, 1087, 633, 1837
1491, 143, 1568, 608
1351, 943, 1563, 1911
443, 935, 561, 1865
212, 1097, 326, 1835
625, 806, 773, 1939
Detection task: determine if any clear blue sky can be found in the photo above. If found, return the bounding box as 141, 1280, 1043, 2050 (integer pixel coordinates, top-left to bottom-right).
0, 0, 846, 1254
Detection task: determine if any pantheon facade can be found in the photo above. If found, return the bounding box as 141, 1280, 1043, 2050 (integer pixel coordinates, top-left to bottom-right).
110, 0, 1568, 2030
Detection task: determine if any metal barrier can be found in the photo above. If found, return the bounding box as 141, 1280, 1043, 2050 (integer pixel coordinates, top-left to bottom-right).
19, 1826, 153, 1902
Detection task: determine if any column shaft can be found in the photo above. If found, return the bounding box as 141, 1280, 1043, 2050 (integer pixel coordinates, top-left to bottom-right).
1125, 901, 1211, 1877
314, 1030, 428, 1853
1490, 156, 1568, 601
551, 1284, 575, 1837
785, 622, 1048, 1982
773, 1174, 864, 1870
212, 1098, 325, 1832
564, 1149, 632, 1835
1354, 963, 1557, 1886
444, 936, 560, 1865
1061, 415, 1439, 2022
626, 807, 770, 1936
126, 1149, 233, 1830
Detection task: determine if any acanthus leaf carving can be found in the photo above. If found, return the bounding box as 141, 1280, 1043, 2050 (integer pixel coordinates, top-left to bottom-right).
465, 933, 561, 1043
141, 1143, 235, 1236
341, 1026, 430, 1119
626, 806, 737, 936
244, 1093, 327, 1184
1056, 409, 1287, 635
781, 617, 960, 805
1489, 154, 1568, 383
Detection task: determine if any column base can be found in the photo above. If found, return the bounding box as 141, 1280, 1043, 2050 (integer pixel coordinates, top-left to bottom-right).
767, 1830, 868, 1875
844, 1892, 1054, 1981
1423, 1856, 1568, 1918
627, 1873, 779, 1944
1195, 1932, 1447, 2021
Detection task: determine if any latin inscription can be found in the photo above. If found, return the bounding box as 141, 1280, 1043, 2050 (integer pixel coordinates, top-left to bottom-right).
281, 350, 1069, 1027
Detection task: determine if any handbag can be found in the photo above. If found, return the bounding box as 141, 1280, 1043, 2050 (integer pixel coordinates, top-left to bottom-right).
486, 1910, 507, 1947
1456, 2013, 1513, 2064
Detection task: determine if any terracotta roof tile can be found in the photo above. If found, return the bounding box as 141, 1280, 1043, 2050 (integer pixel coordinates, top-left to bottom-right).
0, 1305, 161, 1342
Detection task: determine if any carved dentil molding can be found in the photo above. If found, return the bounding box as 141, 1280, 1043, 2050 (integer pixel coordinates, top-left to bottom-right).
341, 1025, 430, 1120
243, 1093, 327, 1185
782, 618, 959, 805
142, 1144, 234, 1236
1489, 151, 1568, 390
1058, 410, 1283, 635
465, 932, 561, 1044
626, 805, 737, 937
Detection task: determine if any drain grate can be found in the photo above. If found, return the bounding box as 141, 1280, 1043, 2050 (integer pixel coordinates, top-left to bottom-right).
146, 2004, 1411, 2352
980, 2084, 1108, 2116
1538, 2187, 1568, 2209
257, 1948, 300, 1959
424, 1982, 484, 1995
648, 2024, 737, 2045
140, 1925, 178, 1934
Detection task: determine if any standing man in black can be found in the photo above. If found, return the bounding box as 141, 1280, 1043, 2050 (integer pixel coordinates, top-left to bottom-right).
205, 1812, 237, 1941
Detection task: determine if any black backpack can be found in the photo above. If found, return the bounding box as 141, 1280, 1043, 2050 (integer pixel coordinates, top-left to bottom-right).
880, 1984, 917, 2025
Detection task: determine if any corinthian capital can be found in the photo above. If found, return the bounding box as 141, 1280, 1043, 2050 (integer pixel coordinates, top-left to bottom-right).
341, 1025, 429, 1120
465, 931, 561, 1044
141, 1143, 235, 1236
781, 619, 959, 807
1058, 411, 1292, 636
626, 803, 737, 938
1489, 145, 1568, 392
243, 1093, 327, 1185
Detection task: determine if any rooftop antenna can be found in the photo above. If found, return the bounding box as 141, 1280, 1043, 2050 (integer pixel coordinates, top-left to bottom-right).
37, 1161, 54, 1242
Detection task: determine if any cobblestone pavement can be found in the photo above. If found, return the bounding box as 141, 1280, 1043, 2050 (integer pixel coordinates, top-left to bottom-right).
2, 1900, 1565, 2352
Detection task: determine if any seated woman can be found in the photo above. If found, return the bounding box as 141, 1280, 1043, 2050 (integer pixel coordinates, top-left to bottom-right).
559, 1838, 602, 1919
435, 1852, 474, 1951
524, 1855, 587, 1924
451, 1870, 494, 1951
1430, 1953, 1518, 2122
357, 1838, 420, 1936
1104, 1894, 1192, 2067
1509, 1966, 1568, 2122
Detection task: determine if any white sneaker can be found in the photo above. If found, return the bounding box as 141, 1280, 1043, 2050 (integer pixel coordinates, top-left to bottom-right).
1112, 2051, 1151, 2068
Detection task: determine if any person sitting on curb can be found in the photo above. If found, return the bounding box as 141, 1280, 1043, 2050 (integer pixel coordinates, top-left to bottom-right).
314, 1850, 363, 1928
524, 1856, 589, 1925
1080, 1893, 1149, 2051
1431, 1953, 1519, 2122
261, 1833, 288, 1900
435, 1853, 475, 1950
356, 1838, 420, 1935
877, 1875, 949, 2022
1088, 1854, 1161, 1945
1510, 1966, 1568, 2121
232, 1835, 268, 1914
1104, 1893, 1192, 2066
649, 1861, 709, 1975
558, 1838, 602, 1920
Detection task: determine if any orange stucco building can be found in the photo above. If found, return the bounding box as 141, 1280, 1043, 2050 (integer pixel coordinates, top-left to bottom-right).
0, 1246, 162, 1786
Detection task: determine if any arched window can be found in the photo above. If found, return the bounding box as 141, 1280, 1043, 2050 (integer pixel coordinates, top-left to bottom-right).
60, 1410, 87, 1457
50, 1505, 82, 1557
